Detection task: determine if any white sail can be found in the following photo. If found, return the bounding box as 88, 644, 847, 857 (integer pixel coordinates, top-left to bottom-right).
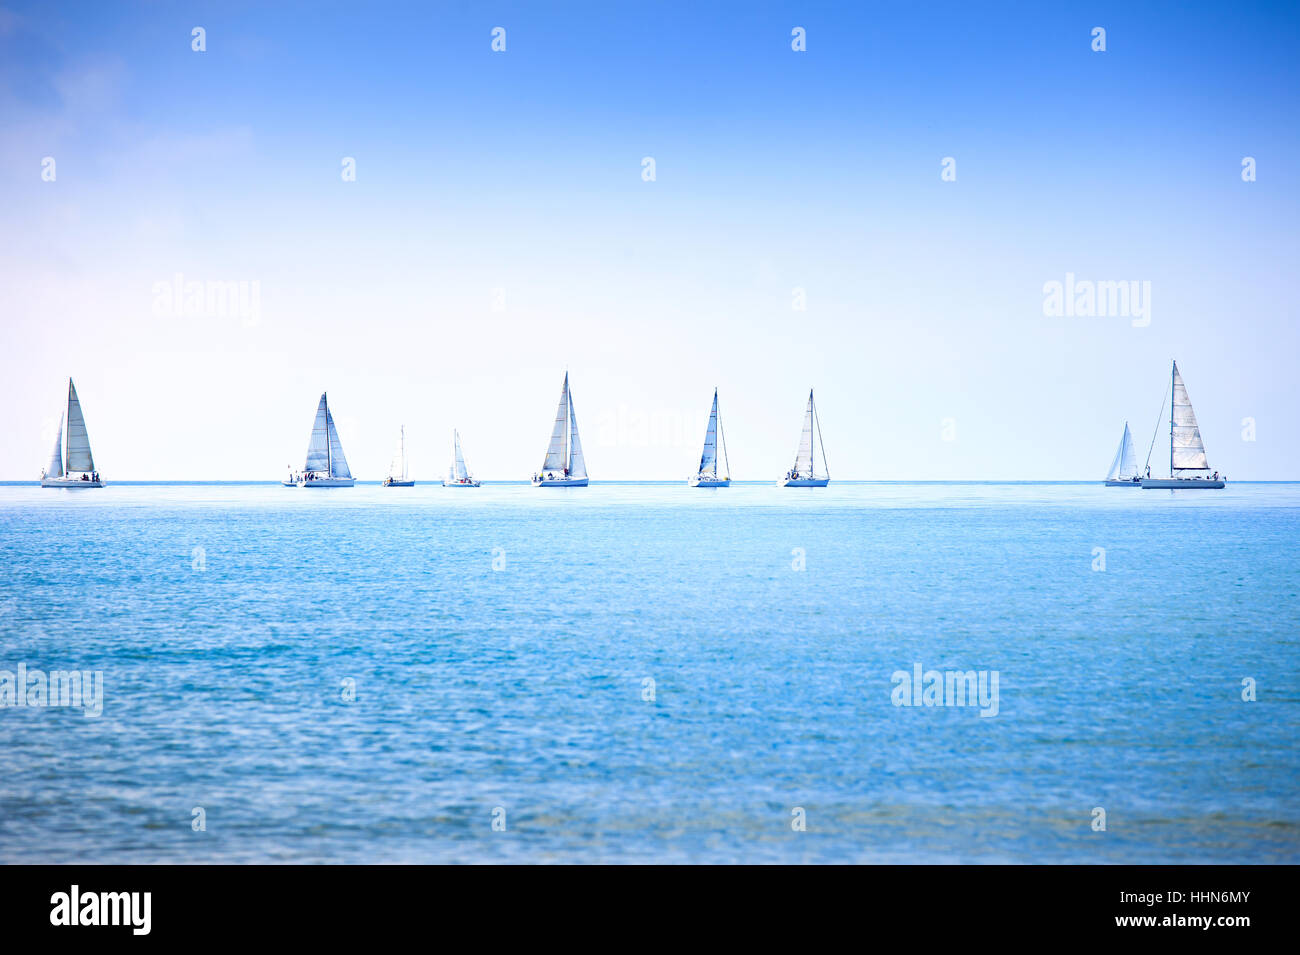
326, 405, 352, 479
65, 379, 95, 473
46, 413, 64, 478
1171, 362, 1210, 475
698, 390, 719, 477
1106, 422, 1139, 481
389, 426, 407, 481
793, 390, 815, 475
304, 394, 331, 472
568, 390, 587, 479
451, 429, 469, 481
542, 374, 569, 471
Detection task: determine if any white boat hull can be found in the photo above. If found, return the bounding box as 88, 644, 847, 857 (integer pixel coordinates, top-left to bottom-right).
779, 477, 829, 487
689, 476, 730, 487
297, 477, 356, 487
1104, 479, 1142, 487
443, 480, 481, 487
1141, 478, 1225, 489
41, 476, 103, 488
532, 476, 588, 487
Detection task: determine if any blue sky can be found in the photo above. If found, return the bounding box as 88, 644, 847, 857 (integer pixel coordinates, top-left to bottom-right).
2, 1, 1297, 479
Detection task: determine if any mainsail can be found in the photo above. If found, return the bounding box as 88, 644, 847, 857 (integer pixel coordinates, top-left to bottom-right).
390, 426, 408, 481
542, 374, 570, 472
698, 390, 719, 476
46, 413, 64, 478
1106, 422, 1139, 481
450, 429, 469, 482
65, 379, 95, 473
567, 391, 587, 479
1171, 362, 1210, 476
794, 390, 816, 476
325, 404, 352, 479
304, 395, 331, 472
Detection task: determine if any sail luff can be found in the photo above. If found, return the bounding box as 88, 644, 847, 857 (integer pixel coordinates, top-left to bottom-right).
64, 379, 95, 473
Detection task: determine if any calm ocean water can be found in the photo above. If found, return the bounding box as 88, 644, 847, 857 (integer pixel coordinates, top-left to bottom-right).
0, 481, 1297, 863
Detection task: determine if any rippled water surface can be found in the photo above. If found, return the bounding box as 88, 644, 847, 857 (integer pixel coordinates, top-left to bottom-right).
1, 481, 1297, 863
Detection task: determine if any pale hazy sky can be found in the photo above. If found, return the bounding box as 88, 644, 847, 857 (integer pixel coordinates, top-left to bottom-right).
2, 1, 1297, 479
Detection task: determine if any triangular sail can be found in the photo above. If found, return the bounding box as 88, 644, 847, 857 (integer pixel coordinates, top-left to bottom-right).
542, 374, 569, 471
793, 390, 815, 475
326, 405, 352, 479
567, 388, 587, 479
451, 429, 470, 481
1171, 363, 1210, 475
46, 413, 64, 478
65, 379, 94, 473
304, 395, 331, 472
698, 390, 719, 477
1106, 422, 1139, 480
389, 427, 407, 480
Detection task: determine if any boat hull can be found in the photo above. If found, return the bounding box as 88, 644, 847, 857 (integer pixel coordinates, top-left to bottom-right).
296, 477, 356, 488
443, 480, 481, 488
1104, 479, 1142, 487
689, 476, 730, 487
383, 480, 416, 487
779, 477, 829, 487
532, 477, 588, 487
1140, 478, 1225, 489
41, 477, 103, 488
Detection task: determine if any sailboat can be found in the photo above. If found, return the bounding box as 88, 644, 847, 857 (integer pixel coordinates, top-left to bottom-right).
444, 429, 481, 487
40, 378, 103, 488
1103, 422, 1141, 486
532, 372, 588, 487
779, 389, 829, 487
383, 425, 415, 487
293, 393, 356, 487
1140, 361, 1226, 489
689, 388, 731, 487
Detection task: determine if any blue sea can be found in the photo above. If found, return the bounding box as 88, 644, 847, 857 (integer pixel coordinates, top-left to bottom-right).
0, 481, 1297, 864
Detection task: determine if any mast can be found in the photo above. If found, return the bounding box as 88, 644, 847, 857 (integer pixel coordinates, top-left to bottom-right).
325, 393, 331, 476
563, 373, 570, 472
64, 378, 71, 470
400, 425, 406, 480
1169, 360, 1175, 477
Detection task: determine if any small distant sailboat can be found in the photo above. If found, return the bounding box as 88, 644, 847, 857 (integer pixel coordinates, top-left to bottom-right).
1140, 361, 1226, 489
779, 389, 829, 487
443, 429, 480, 487
383, 425, 415, 487
40, 378, 103, 488
532, 372, 588, 487
292, 393, 356, 487
1103, 422, 1141, 486
689, 388, 730, 487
